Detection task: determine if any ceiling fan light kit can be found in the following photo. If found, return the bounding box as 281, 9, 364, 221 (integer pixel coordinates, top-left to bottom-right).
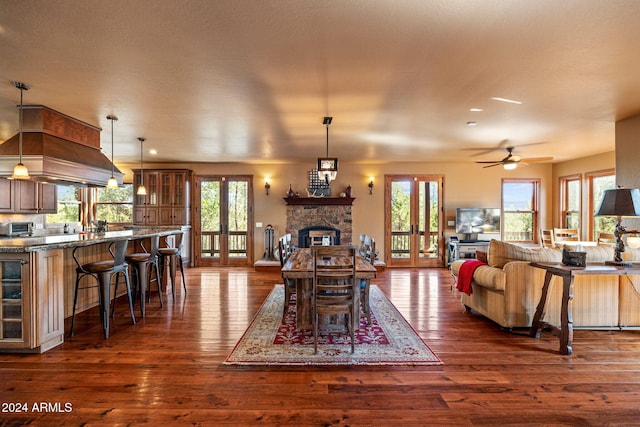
476, 146, 553, 170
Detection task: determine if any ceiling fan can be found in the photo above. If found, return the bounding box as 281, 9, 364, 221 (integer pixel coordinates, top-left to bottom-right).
476, 147, 553, 170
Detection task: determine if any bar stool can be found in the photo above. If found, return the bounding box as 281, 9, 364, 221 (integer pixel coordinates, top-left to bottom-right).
122, 235, 162, 318
70, 240, 136, 339
157, 232, 187, 299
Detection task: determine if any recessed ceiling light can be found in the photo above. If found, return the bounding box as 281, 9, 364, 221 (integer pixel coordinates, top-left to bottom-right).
469, 108, 483, 112
491, 97, 522, 105
466, 121, 478, 126
149, 149, 158, 155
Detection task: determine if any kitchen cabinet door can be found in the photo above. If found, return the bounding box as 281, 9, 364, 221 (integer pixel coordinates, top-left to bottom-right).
12, 181, 57, 214
0, 179, 14, 212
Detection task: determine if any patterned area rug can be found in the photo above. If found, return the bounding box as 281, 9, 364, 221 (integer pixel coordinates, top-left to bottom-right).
224, 285, 442, 366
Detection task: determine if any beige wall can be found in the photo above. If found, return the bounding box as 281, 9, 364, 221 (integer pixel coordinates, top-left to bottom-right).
615, 114, 640, 230
120, 160, 555, 262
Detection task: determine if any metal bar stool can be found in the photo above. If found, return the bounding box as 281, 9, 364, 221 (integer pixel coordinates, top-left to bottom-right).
121, 235, 162, 318
157, 232, 187, 299
70, 240, 136, 338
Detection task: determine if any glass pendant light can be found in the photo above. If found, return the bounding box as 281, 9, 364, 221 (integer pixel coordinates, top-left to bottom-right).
106, 114, 119, 188
11, 82, 31, 180
137, 137, 147, 196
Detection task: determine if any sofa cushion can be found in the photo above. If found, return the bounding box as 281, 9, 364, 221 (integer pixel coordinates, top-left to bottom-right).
488, 239, 561, 268
450, 259, 506, 291
622, 247, 640, 261
565, 243, 613, 262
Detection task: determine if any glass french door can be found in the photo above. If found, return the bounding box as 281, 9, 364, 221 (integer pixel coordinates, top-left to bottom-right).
194, 175, 253, 266
385, 175, 444, 267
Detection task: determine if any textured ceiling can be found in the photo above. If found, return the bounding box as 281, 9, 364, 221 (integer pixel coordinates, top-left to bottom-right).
1, 0, 640, 165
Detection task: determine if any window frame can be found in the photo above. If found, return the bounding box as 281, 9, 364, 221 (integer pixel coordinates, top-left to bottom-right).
45, 185, 81, 227
559, 174, 582, 230
501, 178, 540, 243
586, 169, 616, 240
94, 184, 134, 226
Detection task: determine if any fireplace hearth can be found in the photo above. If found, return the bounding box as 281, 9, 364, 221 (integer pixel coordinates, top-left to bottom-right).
285, 197, 353, 247
297, 226, 341, 248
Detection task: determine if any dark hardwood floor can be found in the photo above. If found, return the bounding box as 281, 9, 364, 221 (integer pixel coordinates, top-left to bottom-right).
2, 266, 640, 426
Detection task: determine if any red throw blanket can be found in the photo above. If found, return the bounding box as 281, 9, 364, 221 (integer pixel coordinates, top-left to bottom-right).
456, 259, 487, 295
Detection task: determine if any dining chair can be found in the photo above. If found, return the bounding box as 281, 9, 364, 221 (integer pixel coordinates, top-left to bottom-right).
70, 240, 136, 338
597, 232, 616, 244
120, 235, 162, 318
553, 228, 580, 243
157, 232, 187, 299
278, 234, 296, 319
539, 229, 555, 248
312, 245, 357, 354
359, 235, 376, 324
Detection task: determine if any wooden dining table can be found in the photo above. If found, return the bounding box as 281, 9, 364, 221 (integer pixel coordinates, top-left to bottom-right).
281, 247, 377, 330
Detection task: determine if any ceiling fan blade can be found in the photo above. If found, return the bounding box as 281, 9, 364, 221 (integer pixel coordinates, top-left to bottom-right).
519, 156, 554, 163
475, 161, 501, 164
482, 163, 501, 168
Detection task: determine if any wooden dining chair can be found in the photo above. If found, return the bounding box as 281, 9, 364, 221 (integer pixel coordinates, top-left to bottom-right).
539, 229, 555, 248
312, 245, 357, 354
278, 234, 296, 319
553, 228, 580, 243
597, 232, 616, 244
359, 235, 376, 324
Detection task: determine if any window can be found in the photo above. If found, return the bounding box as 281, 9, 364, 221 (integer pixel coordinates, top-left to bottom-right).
96, 184, 134, 224
502, 179, 539, 242
46, 185, 80, 224
587, 170, 616, 239
560, 174, 581, 229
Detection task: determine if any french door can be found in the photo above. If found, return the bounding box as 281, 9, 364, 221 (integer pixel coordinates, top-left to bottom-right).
384, 175, 444, 267
193, 175, 253, 266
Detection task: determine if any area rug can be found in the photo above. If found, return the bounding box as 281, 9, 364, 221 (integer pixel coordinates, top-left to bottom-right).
224, 284, 442, 366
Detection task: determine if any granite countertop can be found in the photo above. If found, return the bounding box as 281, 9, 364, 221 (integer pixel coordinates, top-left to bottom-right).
0, 227, 182, 253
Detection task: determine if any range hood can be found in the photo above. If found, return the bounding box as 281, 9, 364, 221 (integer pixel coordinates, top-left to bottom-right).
0, 105, 124, 187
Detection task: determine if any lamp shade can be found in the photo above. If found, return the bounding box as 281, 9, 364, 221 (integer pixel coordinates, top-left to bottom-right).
595, 188, 640, 217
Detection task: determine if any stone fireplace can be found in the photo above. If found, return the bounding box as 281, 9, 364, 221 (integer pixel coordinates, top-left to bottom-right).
284, 197, 354, 248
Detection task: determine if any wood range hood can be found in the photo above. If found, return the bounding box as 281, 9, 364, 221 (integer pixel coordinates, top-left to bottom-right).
0, 105, 124, 187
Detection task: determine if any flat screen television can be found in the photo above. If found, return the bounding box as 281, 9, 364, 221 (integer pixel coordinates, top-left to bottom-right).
455, 208, 501, 237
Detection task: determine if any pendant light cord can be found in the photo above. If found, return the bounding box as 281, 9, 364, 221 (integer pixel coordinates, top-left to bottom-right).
18, 86, 24, 164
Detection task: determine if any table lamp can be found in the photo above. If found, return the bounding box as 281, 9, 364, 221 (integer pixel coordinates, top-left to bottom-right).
594, 187, 640, 266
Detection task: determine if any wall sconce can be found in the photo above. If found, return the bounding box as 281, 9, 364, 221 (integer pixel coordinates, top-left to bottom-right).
265, 178, 271, 196
368, 177, 374, 195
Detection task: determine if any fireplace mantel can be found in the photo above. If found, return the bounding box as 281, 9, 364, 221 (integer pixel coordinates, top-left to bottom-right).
283, 197, 355, 206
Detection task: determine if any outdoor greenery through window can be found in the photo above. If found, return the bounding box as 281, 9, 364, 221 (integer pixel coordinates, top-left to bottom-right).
96, 184, 134, 224
588, 171, 616, 239
502, 179, 539, 242
46, 185, 80, 224
560, 175, 581, 229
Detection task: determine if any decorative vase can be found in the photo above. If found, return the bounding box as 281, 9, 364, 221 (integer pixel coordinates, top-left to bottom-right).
287, 184, 295, 198
346, 185, 352, 198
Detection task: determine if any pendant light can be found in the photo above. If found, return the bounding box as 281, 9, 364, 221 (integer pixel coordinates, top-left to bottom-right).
136, 137, 147, 196
317, 116, 337, 184
11, 81, 31, 180
106, 114, 119, 188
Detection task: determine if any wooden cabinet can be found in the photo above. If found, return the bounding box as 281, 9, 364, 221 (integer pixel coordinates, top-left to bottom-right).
133, 169, 191, 226
0, 179, 15, 212
0, 179, 57, 214
0, 250, 63, 353
133, 171, 159, 225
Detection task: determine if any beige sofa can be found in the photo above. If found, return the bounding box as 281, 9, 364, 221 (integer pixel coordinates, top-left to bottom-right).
450, 239, 640, 329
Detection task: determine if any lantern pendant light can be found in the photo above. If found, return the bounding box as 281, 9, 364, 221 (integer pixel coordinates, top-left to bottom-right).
317, 116, 337, 184
106, 115, 119, 188
137, 137, 147, 196
11, 81, 31, 180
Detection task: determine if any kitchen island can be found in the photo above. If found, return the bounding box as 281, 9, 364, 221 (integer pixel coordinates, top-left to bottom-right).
0, 227, 182, 353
